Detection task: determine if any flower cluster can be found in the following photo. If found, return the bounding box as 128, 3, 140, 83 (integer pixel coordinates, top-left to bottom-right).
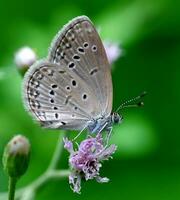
64, 134, 117, 193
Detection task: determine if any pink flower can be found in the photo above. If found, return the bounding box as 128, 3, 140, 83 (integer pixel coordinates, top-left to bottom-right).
64, 134, 117, 193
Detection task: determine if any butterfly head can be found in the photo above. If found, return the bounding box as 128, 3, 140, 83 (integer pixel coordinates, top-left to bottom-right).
111, 112, 123, 125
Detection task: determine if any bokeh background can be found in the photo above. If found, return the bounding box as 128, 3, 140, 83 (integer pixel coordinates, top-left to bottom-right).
0, 0, 180, 199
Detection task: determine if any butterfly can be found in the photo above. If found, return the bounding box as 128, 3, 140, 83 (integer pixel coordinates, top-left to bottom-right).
23, 16, 144, 139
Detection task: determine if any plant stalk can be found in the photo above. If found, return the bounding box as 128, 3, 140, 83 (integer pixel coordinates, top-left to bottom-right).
8, 177, 17, 200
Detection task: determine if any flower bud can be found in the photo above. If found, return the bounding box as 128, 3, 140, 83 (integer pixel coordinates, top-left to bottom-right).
14, 46, 37, 75
103, 41, 122, 64
2, 135, 30, 178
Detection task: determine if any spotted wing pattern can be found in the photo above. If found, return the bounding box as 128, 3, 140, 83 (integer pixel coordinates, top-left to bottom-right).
23, 16, 113, 130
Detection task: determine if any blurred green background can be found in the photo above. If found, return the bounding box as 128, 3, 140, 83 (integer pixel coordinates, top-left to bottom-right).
0, 0, 180, 199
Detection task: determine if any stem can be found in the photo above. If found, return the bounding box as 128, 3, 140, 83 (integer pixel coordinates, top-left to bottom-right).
48, 131, 66, 170
8, 177, 17, 200
30, 169, 70, 191
0, 170, 70, 200
18, 169, 70, 200
47, 169, 70, 179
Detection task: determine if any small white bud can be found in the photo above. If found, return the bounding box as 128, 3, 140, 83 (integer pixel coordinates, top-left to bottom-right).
14, 47, 37, 74
9, 135, 30, 155
103, 41, 122, 64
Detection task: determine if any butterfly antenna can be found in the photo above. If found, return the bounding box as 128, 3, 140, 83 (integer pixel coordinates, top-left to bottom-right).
116, 91, 147, 113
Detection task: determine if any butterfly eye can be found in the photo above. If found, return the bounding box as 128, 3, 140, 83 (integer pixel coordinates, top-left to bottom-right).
112, 113, 122, 124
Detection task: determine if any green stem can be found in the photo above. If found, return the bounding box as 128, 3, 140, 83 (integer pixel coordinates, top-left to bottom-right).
29, 169, 70, 192
17, 169, 70, 200
8, 177, 17, 200
48, 131, 66, 170
0, 170, 70, 200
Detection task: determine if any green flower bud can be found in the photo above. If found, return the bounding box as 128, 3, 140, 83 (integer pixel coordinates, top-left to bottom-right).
2, 135, 30, 178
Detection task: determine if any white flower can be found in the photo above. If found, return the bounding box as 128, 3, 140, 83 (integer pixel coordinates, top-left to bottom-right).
14, 46, 37, 68
103, 41, 122, 64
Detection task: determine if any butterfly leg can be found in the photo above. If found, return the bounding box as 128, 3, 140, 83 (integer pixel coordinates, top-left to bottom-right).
72, 125, 88, 141
105, 126, 113, 145
96, 122, 108, 135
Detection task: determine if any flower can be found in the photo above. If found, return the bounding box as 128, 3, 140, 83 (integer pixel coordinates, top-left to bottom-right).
103, 41, 122, 64
64, 134, 117, 194
14, 46, 37, 75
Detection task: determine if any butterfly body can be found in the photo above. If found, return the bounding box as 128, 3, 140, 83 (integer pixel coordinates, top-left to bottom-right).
87, 112, 122, 134
23, 16, 119, 135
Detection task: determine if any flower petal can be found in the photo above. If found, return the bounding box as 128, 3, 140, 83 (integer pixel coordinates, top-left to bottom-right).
97, 144, 117, 161
63, 137, 74, 153
69, 172, 81, 194
96, 176, 109, 183
103, 41, 122, 64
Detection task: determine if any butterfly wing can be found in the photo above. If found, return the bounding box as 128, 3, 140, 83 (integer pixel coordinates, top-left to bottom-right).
23, 16, 113, 130
48, 16, 113, 117
23, 60, 104, 130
